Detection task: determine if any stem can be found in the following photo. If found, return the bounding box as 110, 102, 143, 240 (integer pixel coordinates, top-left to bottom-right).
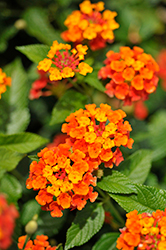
96, 186, 124, 225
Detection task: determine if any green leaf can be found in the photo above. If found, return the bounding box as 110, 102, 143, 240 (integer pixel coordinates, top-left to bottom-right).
97, 170, 137, 194
0, 174, 22, 202
92, 232, 120, 250
0, 132, 49, 153
84, 71, 105, 92
0, 26, 18, 52
148, 110, 166, 161
120, 150, 152, 184
2, 59, 30, 134
23, 7, 63, 45
36, 210, 68, 237
16, 44, 50, 63
50, 89, 89, 125
0, 147, 24, 176
28, 155, 39, 162
110, 184, 166, 214
65, 203, 105, 250
20, 200, 41, 225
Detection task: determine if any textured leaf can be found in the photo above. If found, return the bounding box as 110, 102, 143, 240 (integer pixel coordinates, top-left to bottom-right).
65, 203, 105, 250
120, 150, 152, 184
50, 89, 89, 125
133, 110, 166, 162
23, 7, 63, 45
0, 147, 24, 175
97, 170, 137, 194
85, 71, 105, 92
110, 184, 166, 214
20, 200, 41, 225
4, 59, 30, 134
0, 132, 49, 153
16, 44, 50, 63
92, 232, 120, 250
0, 174, 22, 202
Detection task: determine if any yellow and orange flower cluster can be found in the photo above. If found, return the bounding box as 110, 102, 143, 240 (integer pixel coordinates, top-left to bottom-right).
61, 0, 119, 51
0, 194, 19, 250
117, 209, 166, 250
18, 235, 57, 250
62, 103, 134, 168
26, 104, 133, 217
26, 143, 98, 217
0, 68, 11, 99
37, 41, 93, 82
98, 46, 159, 105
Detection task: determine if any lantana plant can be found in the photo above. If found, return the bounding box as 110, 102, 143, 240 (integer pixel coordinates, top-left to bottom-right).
1, 0, 166, 250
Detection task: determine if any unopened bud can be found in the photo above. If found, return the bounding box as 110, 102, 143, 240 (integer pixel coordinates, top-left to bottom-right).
14, 19, 27, 30
25, 220, 38, 235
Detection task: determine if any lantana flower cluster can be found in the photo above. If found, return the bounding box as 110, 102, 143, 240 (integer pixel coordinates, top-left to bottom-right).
156, 49, 166, 91
26, 103, 133, 217
18, 235, 57, 250
0, 194, 19, 250
116, 209, 166, 250
0, 68, 11, 99
61, 0, 119, 50
98, 46, 159, 105
37, 41, 93, 82
62, 103, 134, 168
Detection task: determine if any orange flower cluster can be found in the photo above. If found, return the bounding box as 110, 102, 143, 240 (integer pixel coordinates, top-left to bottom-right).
26, 104, 133, 217
116, 209, 166, 250
156, 49, 166, 91
26, 143, 98, 217
61, 0, 119, 51
0, 68, 11, 98
62, 103, 134, 168
0, 194, 19, 250
37, 41, 93, 82
98, 46, 159, 105
18, 235, 56, 250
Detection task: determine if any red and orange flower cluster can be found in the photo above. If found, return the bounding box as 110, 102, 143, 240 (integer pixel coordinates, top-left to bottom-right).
98, 46, 159, 105
0, 68, 11, 99
26, 104, 133, 217
37, 41, 93, 82
18, 234, 56, 250
61, 0, 119, 50
0, 194, 19, 250
156, 49, 166, 91
117, 209, 166, 250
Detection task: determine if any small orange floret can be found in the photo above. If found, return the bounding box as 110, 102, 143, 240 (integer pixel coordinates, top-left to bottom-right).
0, 68, 11, 98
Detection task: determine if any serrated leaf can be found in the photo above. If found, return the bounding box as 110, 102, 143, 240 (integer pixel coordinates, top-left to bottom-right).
20, 200, 41, 225
84, 71, 105, 92
36, 210, 68, 237
120, 150, 152, 184
50, 89, 89, 125
92, 232, 120, 250
23, 7, 63, 45
98, 171, 137, 194
0, 147, 24, 175
0, 174, 22, 202
110, 184, 166, 214
65, 203, 105, 250
16, 44, 50, 63
0, 132, 49, 153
